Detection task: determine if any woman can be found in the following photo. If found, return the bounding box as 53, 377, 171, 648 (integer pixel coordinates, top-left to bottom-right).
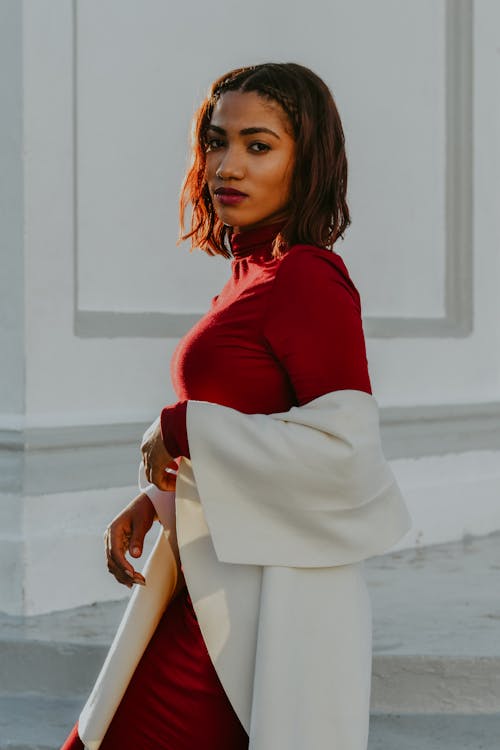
62, 62, 411, 750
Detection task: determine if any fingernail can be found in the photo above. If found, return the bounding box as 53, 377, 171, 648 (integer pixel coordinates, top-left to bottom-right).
132, 547, 141, 556
124, 570, 134, 578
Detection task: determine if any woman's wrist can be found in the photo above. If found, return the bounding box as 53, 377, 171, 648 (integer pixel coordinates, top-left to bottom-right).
137, 492, 157, 522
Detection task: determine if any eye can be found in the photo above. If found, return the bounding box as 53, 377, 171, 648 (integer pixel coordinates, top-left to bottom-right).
249, 142, 271, 153
205, 137, 225, 151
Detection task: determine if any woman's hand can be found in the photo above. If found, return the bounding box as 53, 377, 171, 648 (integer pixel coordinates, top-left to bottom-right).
104, 492, 156, 588
141, 417, 177, 491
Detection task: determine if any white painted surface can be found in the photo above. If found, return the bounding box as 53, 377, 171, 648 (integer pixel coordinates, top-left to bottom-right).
0, 0, 24, 415
390, 450, 500, 551
15, 0, 498, 423
1, 0, 499, 613
76, 0, 445, 318
4, 484, 156, 616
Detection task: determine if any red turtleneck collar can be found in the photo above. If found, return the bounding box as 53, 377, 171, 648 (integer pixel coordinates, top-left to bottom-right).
230, 220, 286, 260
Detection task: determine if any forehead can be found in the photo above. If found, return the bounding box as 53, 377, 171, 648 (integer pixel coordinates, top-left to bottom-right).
209, 90, 289, 133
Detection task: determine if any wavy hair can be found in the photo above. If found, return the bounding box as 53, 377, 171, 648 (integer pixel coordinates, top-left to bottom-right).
179, 62, 350, 258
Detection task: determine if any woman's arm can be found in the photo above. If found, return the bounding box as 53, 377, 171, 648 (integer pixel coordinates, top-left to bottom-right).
104, 492, 156, 587
104, 423, 179, 588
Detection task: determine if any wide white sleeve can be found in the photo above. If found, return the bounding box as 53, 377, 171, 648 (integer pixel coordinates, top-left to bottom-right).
185, 389, 412, 567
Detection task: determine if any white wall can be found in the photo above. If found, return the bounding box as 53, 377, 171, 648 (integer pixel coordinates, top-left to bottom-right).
1, 0, 499, 614
0, 0, 24, 416
76, 1, 446, 319
19, 0, 500, 427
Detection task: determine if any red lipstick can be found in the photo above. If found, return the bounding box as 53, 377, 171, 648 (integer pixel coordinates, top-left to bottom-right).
214, 187, 247, 206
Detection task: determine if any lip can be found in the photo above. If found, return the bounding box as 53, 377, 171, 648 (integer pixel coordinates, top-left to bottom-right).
214, 188, 247, 196
214, 188, 247, 206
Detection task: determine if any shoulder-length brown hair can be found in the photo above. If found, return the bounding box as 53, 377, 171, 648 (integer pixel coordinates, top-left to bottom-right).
179, 62, 350, 258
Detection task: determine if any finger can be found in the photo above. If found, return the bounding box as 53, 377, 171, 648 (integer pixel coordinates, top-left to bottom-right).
157, 474, 173, 491
128, 516, 150, 559
108, 546, 135, 580
107, 560, 145, 588
108, 523, 136, 579
151, 466, 170, 491
107, 542, 145, 581
104, 526, 117, 568
143, 455, 152, 483
104, 522, 147, 587
107, 549, 146, 587
107, 558, 133, 588
163, 472, 177, 491
105, 542, 133, 585
140, 417, 160, 451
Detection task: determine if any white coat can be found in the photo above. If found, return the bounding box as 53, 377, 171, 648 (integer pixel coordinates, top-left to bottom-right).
78, 389, 412, 750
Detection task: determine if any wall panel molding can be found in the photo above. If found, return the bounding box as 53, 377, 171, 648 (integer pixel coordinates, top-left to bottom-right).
72, 0, 473, 340
365, 0, 473, 338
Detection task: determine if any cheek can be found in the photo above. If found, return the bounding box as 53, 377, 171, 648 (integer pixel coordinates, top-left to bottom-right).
257, 156, 293, 190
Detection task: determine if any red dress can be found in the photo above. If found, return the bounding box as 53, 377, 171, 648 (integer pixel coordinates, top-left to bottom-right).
61, 221, 371, 750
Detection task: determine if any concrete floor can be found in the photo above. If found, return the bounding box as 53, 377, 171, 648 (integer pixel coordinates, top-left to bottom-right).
1, 531, 500, 748
1, 697, 499, 750
366, 530, 500, 658
3, 530, 499, 654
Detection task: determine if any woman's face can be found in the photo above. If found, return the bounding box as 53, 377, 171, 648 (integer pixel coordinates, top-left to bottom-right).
204, 90, 295, 233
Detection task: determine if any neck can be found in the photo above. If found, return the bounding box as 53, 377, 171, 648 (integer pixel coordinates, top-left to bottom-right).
230, 220, 287, 260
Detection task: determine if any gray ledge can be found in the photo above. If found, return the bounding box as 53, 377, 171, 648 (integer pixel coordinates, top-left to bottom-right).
0, 423, 146, 495
380, 401, 500, 460
74, 311, 201, 339
1, 400, 500, 495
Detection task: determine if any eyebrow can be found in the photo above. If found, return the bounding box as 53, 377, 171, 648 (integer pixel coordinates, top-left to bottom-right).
206, 124, 281, 140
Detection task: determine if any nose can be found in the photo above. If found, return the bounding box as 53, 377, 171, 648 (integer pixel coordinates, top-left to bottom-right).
215, 148, 245, 180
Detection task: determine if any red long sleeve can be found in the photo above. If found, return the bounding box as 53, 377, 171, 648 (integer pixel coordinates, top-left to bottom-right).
262, 245, 371, 404
160, 223, 370, 459
161, 400, 189, 459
